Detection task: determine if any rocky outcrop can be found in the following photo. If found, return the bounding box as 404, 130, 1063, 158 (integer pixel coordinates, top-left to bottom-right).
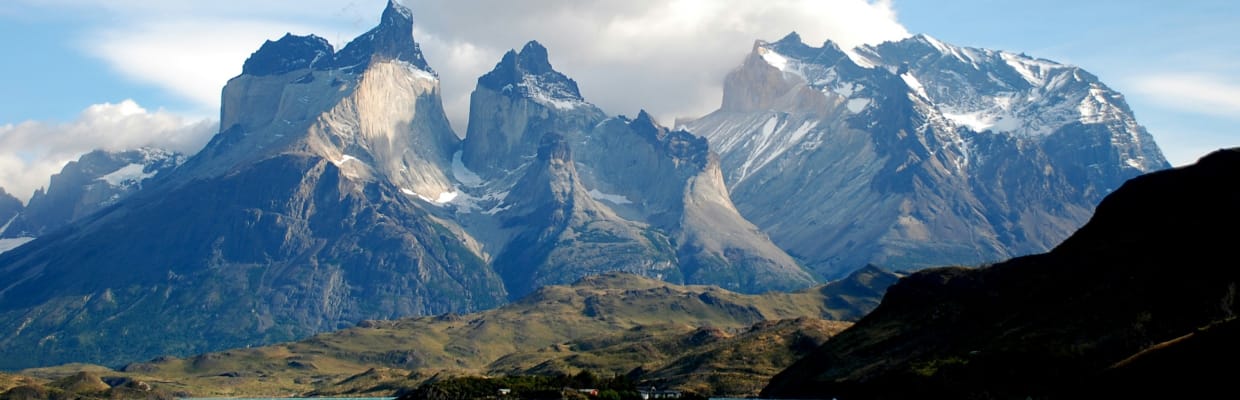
492, 132, 677, 298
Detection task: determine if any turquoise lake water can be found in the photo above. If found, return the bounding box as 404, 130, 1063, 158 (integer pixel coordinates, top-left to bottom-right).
182, 398, 395, 400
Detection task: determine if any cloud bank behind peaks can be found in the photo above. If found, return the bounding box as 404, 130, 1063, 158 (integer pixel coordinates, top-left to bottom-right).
0, 100, 216, 203
408, 0, 910, 127
71, 0, 908, 131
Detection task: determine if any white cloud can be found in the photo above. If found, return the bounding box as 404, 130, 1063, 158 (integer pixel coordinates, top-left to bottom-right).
86, 19, 326, 114
13, 0, 377, 115
1130, 73, 1240, 118
408, 0, 910, 128
0, 100, 216, 203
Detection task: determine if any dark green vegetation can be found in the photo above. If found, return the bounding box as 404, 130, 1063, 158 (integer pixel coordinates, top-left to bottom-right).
763, 148, 1240, 399
7, 270, 890, 397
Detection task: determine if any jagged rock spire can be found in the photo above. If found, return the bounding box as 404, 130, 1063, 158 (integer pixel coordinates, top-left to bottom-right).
239, 0, 433, 76
516, 41, 554, 75
332, 0, 433, 73
477, 40, 582, 100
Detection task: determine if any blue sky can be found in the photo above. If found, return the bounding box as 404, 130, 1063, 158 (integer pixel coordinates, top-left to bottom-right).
0, 0, 1236, 200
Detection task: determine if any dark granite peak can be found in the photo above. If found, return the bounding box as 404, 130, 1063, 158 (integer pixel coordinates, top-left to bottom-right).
774, 31, 803, 47
241, 33, 334, 76
517, 40, 554, 75
331, 0, 433, 74
477, 40, 582, 102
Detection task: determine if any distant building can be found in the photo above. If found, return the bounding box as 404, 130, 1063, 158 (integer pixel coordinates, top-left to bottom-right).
639, 388, 681, 399
498, 388, 512, 396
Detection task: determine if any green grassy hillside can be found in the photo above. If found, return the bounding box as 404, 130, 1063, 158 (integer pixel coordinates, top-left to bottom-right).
10, 269, 892, 398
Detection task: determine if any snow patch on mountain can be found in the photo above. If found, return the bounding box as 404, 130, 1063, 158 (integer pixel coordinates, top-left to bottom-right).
900, 72, 930, 100
508, 75, 585, 110
709, 112, 823, 184
435, 191, 459, 203
409, 189, 460, 205
404, 62, 438, 82
1000, 52, 1060, 86
847, 98, 871, 113
1, 215, 17, 235
335, 154, 360, 165
98, 163, 158, 187
587, 188, 632, 205
759, 47, 790, 71
841, 47, 878, 69
941, 109, 1022, 133
0, 237, 33, 254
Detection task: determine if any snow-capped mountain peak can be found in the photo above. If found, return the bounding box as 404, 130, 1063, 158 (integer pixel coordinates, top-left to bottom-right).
1, 147, 184, 239
685, 32, 1170, 279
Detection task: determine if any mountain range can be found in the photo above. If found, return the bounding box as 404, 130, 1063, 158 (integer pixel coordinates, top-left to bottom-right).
0, 148, 183, 240
0, 0, 1167, 370
683, 32, 1168, 278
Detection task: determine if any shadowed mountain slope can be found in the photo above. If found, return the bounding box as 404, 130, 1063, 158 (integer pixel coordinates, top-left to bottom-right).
763, 148, 1240, 399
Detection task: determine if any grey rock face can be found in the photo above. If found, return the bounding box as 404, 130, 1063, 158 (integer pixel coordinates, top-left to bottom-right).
457, 42, 815, 295
683, 33, 1169, 279
577, 113, 815, 291
462, 41, 605, 178
492, 132, 678, 298
0, 188, 20, 230
0, 148, 183, 239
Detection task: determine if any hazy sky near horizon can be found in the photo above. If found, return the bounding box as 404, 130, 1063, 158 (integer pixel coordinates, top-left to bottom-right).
0, 0, 1236, 201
